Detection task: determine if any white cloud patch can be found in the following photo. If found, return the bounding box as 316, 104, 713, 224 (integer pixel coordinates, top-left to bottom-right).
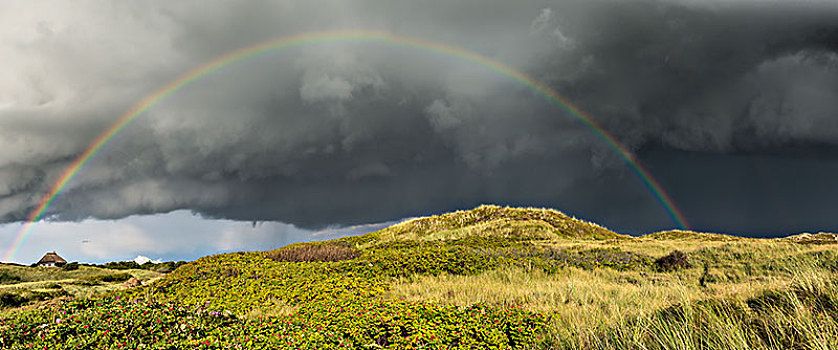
134, 255, 162, 265
529, 7, 574, 49
530, 8, 553, 34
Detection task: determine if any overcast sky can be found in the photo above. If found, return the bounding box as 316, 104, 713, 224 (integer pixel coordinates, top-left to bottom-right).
2, 1, 838, 263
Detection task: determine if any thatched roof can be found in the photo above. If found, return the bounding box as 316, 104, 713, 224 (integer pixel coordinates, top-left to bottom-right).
37, 251, 67, 265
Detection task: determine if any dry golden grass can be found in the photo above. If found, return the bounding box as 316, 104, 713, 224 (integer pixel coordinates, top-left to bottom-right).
389, 238, 837, 340
264, 242, 361, 263
375, 205, 627, 242
389, 265, 794, 331
0, 267, 162, 305
641, 229, 747, 241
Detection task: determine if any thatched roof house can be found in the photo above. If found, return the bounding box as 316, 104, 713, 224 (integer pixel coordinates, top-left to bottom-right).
37, 251, 67, 267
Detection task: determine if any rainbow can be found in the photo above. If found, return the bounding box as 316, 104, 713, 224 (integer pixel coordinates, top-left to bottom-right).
3, 30, 689, 261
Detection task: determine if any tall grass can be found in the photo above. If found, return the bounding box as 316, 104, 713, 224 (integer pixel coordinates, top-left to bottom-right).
263, 241, 361, 262
390, 240, 838, 349
539, 253, 838, 349
391, 266, 701, 324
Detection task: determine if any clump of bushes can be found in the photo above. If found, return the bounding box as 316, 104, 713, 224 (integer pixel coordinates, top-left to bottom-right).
0, 288, 68, 308
0, 291, 28, 307
85, 260, 188, 272
101, 261, 143, 270
100, 273, 133, 283
61, 262, 79, 271
82, 272, 132, 283
482, 246, 653, 272
359, 244, 501, 277
656, 250, 692, 272
129, 252, 389, 314
0, 271, 22, 284
0, 297, 550, 349
265, 242, 361, 262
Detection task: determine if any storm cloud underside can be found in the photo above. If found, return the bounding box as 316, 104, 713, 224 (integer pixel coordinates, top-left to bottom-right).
1, 0, 837, 235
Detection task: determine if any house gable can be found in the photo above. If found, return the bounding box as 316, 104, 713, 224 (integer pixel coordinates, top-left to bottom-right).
37, 251, 67, 267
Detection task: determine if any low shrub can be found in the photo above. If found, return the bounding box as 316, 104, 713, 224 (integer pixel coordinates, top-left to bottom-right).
101, 261, 142, 270
0, 271, 22, 285
60, 262, 79, 271
265, 242, 361, 262
82, 272, 132, 283
91, 260, 188, 272
0, 297, 550, 349
0, 291, 28, 308
0, 288, 68, 308
485, 246, 653, 272
656, 250, 692, 272
356, 244, 502, 278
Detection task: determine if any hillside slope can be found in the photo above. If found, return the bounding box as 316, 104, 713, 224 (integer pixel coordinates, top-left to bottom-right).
2, 205, 837, 349
784, 232, 838, 244
0, 264, 161, 308
640, 229, 747, 241
372, 205, 628, 242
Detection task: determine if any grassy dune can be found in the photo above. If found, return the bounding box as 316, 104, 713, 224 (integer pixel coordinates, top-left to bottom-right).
390, 239, 838, 348
375, 205, 626, 241
1, 205, 836, 349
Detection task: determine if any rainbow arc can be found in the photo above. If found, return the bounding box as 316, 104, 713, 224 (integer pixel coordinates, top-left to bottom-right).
3, 30, 689, 261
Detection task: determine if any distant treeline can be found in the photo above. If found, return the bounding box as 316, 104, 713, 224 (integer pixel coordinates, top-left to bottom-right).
19, 260, 188, 273
47, 260, 188, 273
88, 260, 189, 273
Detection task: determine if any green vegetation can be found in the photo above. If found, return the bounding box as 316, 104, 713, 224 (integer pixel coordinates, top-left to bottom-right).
80, 272, 133, 283
61, 262, 79, 271
0, 205, 836, 349
83, 260, 189, 273
0, 264, 161, 308
642, 229, 746, 242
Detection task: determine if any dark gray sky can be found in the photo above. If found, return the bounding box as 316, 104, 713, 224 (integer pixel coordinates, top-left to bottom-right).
2, 0, 838, 262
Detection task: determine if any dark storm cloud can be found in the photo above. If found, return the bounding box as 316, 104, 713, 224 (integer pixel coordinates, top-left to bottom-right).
535, 1, 838, 153
1, 0, 837, 234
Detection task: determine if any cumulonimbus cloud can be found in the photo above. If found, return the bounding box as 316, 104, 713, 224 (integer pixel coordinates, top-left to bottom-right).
1, 0, 837, 234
